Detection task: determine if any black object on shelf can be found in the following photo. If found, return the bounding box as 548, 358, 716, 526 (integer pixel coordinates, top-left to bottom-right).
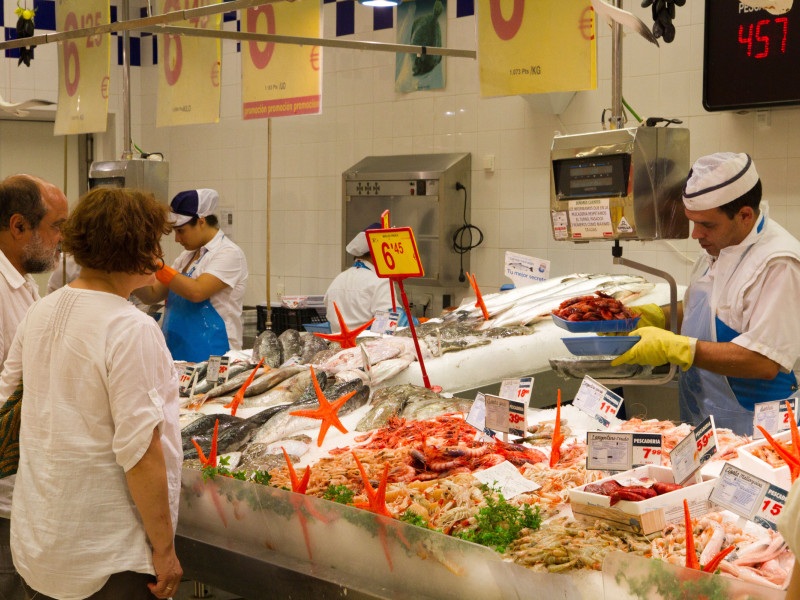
257, 305, 327, 336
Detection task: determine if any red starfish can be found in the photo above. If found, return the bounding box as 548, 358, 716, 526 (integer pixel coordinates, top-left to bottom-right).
281, 448, 314, 559
351, 452, 392, 518
223, 358, 265, 416
289, 365, 355, 447
549, 389, 564, 468
466, 272, 490, 321
313, 302, 375, 349
191, 418, 220, 468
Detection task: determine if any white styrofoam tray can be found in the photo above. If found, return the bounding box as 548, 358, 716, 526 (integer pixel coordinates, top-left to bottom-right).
738, 430, 792, 491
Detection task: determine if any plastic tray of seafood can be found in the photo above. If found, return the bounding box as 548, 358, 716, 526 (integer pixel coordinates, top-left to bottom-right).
569, 465, 717, 536
560, 335, 640, 356
549, 356, 652, 380
738, 431, 792, 492
551, 313, 640, 333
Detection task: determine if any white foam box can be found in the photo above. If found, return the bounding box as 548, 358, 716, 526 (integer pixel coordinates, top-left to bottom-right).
738, 430, 792, 492
568, 465, 716, 536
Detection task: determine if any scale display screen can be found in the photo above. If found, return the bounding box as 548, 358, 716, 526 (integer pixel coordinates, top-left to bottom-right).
704, 2, 800, 111
552, 154, 630, 200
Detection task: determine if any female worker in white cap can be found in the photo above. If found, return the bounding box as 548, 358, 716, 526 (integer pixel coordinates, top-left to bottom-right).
136, 189, 248, 362
613, 152, 800, 435
324, 224, 394, 333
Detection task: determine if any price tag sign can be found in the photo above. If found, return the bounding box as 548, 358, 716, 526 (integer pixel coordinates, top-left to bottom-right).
504, 251, 550, 287
472, 460, 540, 499
753, 396, 800, 439
179, 365, 197, 395
217, 356, 230, 384
365, 228, 425, 279
371, 310, 400, 335
586, 432, 632, 472
573, 376, 623, 428
669, 415, 718, 485
466, 392, 496, 438
485, 394, 527, 437
207, 356, 222, 385
359, 344, 372, 385
498, 377, 534, 403
632, 433, 664, 467
709, 463, 788, 531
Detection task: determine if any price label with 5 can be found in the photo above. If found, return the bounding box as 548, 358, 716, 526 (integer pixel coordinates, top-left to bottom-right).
365, 228, 425, 279
670, 415, 718, 485
499, 377, 534, 403
573, 376, 623, 428
484, 394, 527, 437
710, 463, 788, 531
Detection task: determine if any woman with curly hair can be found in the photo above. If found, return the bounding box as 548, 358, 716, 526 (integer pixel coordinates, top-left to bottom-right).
0, 187, 182, 599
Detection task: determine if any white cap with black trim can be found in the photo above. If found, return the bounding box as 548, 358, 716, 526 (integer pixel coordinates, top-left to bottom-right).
169, 189, 219, 226
682, 152, 759, 211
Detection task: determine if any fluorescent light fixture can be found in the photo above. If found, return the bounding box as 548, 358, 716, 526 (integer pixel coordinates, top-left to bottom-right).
358, 0, 399, 6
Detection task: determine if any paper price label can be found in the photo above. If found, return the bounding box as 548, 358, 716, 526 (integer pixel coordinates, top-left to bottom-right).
365, 228, 425, 279
669, 415, 718, 485
573, 376, 623, 428
498, 377, 534, 403
466, 392, 495, 438
207, 356, 222, 385
472, 460, 540, 499
179, 365, 197, 394
710, 463, 788, 531
586, 432, 632, 472
371, 310, 400, 335
632, 434, 663, 467
753, 396, 800, 439
217, 356, 230, 384
485, 394, 527, 437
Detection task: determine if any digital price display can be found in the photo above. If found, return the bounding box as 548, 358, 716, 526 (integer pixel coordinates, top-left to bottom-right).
552, 154, 631, 200
704, 2, 800, 111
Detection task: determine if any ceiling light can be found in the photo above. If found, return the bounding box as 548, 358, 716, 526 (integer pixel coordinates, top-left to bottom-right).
358, 0, 399, 7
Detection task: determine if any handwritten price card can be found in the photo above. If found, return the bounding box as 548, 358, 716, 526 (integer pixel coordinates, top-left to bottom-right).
573, 376, 623, 428
669, 415, 718, 485
485, 394, 527, 437
586, 432, 663, 472
157, 0, 221, 127
477, 0, 596, 97
55, 0, 110, 134
753, 397, 800, 439
709, 464, 788, 531
242, 1, 321, 119
498, 377, 534, 403
365, 228, 425, 279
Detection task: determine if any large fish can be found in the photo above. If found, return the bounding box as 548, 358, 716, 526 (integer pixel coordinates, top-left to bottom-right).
193, 366, 267, 404
402, 397, 473, 421
356, 391, 406, 432
299, 334, 328, 364
241, 368, 326, 409
252, 381, 370, 445
278, 329, 303, 363
243, 365, 307, 397
191, 361, 255, 396
252, 330, 282, 368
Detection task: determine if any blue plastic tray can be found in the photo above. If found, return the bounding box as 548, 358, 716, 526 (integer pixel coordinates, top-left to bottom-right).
552, 313, 640, 333
561, 335, 641, 356
303, 322, 332, 334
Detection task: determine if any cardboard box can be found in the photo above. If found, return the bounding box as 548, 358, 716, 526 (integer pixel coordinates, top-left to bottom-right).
738, 430, 791, 491
568, 465, 716, 536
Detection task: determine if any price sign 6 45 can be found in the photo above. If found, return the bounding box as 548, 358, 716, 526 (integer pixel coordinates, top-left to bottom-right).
366, 228, 424, 279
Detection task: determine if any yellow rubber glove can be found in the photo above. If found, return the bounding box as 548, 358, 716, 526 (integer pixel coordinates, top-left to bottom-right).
602, 303, 665, 336
610, 326, 697, 371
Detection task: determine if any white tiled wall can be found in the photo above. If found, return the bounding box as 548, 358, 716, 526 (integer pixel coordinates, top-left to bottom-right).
4, 1, 800, 309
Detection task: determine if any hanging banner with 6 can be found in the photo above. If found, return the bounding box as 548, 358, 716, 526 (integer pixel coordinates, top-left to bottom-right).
55, 0, 110, 135
157, 0, 222, 127
242, 0, 321, 119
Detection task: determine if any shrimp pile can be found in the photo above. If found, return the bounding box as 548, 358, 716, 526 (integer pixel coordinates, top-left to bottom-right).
507, 516, 651, 572
749, 440, 792, 469
651, 512, 793, 589
520, 462, 606, 511
551, 291, 636, 322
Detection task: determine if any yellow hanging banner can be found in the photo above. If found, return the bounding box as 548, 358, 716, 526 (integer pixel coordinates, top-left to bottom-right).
157, 0, 221, 127
241, 1, 321, 120
54, 0, 110, 135
478, 0, 596, 97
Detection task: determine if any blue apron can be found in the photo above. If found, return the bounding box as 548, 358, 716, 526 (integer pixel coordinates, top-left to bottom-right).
162, 263, 230, 363
679, 263, 798, 436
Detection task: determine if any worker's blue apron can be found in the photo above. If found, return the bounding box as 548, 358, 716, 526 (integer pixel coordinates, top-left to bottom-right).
679, 258, 797, 436
162, 255, 229, 362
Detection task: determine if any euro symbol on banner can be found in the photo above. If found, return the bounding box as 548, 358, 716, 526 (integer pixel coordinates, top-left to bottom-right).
579, 6, 594, 41
211, 61, 220, 87
100, 76, 109, 99
310, 46, 320, 71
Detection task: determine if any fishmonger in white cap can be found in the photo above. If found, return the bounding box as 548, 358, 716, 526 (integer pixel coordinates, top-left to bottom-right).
613, 152, 800, 435
134, 189, 248, 361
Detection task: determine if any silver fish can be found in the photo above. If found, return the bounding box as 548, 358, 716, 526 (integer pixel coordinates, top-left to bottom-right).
244, 365, 307, 397
278, 329, 303, 363
194, 367, 266, 403
402, 397, 473, 421
241, 369, 325, 409
253, 330, 282, 368
299, 334, 328, 364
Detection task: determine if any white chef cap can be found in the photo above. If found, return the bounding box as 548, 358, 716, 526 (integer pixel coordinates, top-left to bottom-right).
346, 232, 370, 256
683, 153, 759, 211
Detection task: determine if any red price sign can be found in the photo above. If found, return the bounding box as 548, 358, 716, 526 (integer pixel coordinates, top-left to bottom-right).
696, 431, 713, 452
738, 17, 788, 59
366, 228, 424, 279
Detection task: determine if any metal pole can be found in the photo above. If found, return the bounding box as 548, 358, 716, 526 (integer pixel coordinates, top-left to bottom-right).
610, 0, 624, 129
266, 119, 272, 331
121, 0, 132, 159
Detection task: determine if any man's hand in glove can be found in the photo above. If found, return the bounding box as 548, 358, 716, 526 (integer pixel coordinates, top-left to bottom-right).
611, 326, 697, 371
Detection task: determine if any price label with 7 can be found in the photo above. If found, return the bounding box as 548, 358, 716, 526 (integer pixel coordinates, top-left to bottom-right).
632, 433, 663, 467
365, 228, 425, 279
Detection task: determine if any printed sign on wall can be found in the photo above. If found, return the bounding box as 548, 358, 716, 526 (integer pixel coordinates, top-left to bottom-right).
157, 0, 222, 127
395, 0, 446, 92
242, 1, 321, 119
55, 0, 110, 135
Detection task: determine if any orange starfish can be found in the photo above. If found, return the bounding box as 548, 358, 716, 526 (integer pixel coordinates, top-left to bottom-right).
549, 389, 564, 468
223, 358, 265, 416
282, 447, 311, 494
289, 365, 355, 447
351, 453, 392, 518
466, 272, 490, 321
313, 302, 374, 349
191, 418, 220, 468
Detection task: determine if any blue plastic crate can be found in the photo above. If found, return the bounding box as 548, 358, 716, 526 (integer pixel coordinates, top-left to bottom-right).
303, 322, 331, 335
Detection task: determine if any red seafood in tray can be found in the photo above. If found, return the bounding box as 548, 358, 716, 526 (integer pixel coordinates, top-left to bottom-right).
582, 478, 683, 505
552, 291, 636, 322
